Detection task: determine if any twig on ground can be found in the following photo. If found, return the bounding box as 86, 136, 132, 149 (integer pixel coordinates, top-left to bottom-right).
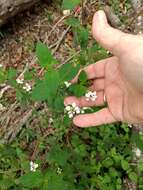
46, 15, 68, 40
53, 26, 71, 53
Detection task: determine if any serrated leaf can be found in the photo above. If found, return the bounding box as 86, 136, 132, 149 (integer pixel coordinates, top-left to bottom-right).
62, 0, 81, 10
77, 27, 89, 49
36, 42, 58, 69
59, 63, 80, 81
69, 84, 87, 97
31, 70, 60, 105
128, 172, 138, 183
131, 132, 143, 151
46, 145, 69, 166
31, 80, 49, 101
54, 96, 64, 112
121, 160, 129, 170
65, 18, 80, 27
20, 171, 43, 188
78, 70, 87, 84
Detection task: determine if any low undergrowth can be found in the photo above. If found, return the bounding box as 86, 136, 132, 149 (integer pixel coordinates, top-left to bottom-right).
0, 0, 143, 189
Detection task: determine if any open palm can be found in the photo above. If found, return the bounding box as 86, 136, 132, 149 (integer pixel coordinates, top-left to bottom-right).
64, 10, 143, 127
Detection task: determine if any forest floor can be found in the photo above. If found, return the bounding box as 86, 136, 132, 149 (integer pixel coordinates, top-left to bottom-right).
0, 1, 97, 142
0, 1, 143, 189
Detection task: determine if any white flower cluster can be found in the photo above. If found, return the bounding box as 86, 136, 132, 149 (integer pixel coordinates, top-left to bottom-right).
30, 161, 38, 172
64, 81, 71, 88
65, 102, 84, 118
85, 91, 97, 101
23, 83, 32, 92
0, 64, 3, 68
133, 148, 142, 158
57, 167, 62, 175
16, 78, 32, 92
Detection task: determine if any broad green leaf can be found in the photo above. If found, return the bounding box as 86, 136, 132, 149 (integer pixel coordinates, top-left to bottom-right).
62, 0, 81, 10
31, 70, 60, 105
69, 84, 87, 97
54, 96, 64, 112
46, 145, 69, 166
102, 158, 114, 168
44, 70, 60, 96
131, 132, 143, 151
36, 42, 58, 69
0, 178, 14, 189
20, 171, 43, 188
128, 172, 138, 183
65, 18, 80, 27
44, 171, 67, 190
121, 159, 129, 170
59, 63, 80, 81
31, 80, 50, 101
78, 70, 87, 84
77, 27, 89, 49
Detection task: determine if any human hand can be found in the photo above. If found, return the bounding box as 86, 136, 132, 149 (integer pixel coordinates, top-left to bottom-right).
64, 10, 143, 127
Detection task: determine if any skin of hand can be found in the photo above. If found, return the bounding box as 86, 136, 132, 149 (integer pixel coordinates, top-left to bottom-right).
64, 10, 143, 128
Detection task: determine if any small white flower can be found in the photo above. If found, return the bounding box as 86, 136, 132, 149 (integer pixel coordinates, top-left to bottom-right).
16, 78, 24, 84
65, 103, 81, 118
128, 124, 132, 128
49, 117, 53, 124
57, 167, 62, 175
23, 83, 32, 92
85, 91, 97, 102
75, 106, 80, 114
72, 102, 76, 108
69, 113, 74, 118
30, 161, 38, 172
65, 105, 71, 111
64, 81, 71, 88
0, 64, 3, 68
134, 148, 142, 158
63, 10, 71, 16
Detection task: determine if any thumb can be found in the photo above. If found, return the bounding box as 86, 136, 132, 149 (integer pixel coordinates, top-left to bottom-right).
92, 10, 132, 56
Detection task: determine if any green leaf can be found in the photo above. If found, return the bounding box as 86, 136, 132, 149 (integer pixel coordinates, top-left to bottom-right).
31, 70, 60, 105
31, 80, 49, 101
102, 158, 114, 168
20, 171, 43, 188
131, 132, 143, 151
7, 68, 17, 80
69, 84, 87, 97
44, 171, 67, 190
128, 172, 138, 183
65, 18, 80, 27
62, 0, 81, 10
59, 62, 80, 81
44, 70, 60, 95
54, 96, 64, 112
0, 178, 14, 189
121, 159, 129, 171
78, 70, 87, 84
36, 42, 58, 69
77, 27, 89, 49
46, 145, 69, 166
